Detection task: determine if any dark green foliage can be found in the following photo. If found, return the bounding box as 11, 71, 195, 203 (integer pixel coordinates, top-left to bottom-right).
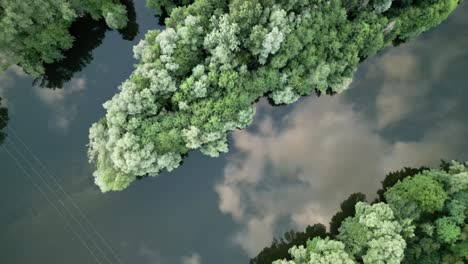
147, 0, 194, 21
35, 0, 138, 89
0, 97, 8, 145
385, 173, 449, 220
88, 0, 461, 191
329, 193, 367, 237
390, 0, 459, 42
34, 15, 108, 89
254, 161, 468, 264
250, 224, 329, 264
0, 0, 131, 76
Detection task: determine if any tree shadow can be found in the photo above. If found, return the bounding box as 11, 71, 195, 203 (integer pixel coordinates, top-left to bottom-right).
0, 97, 8, 145
35, 0, 139, 89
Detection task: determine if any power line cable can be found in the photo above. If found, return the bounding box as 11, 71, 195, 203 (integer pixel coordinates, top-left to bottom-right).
2, 144, 104, 264
8, 127, 125, 264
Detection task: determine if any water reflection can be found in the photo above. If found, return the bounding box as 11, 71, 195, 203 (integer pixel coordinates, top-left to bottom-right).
35, 0, 139, 89
216, 3, 468, 257
118, 0, 140, 41
0, 1, 467, 264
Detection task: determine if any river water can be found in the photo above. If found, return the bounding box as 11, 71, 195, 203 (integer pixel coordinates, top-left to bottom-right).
1, 1, 467, 263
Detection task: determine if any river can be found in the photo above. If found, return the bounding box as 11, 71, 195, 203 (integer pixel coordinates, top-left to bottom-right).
1, 1, 467, 263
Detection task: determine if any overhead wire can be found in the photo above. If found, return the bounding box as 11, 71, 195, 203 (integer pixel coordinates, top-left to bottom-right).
2, 144, 104, 264
0, 111, 124, 264
8, 127, 125, 264
5, 138, 115, 264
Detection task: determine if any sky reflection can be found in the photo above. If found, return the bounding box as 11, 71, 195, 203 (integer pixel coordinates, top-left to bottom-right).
0, 2, 467, 264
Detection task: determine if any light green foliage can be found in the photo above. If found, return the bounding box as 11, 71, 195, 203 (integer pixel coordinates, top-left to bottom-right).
103, 2, 129, 29
436, 217, 461, 244
204, 14, 241, 67
88, 0, 461, 191
271, 87, 300, 105
338, 202, 411, 264
272, 237, 355, 264
0, 0, 129, 75
448, 172, 468, 195
274, 202, 411, 264
373, 0, 393, 14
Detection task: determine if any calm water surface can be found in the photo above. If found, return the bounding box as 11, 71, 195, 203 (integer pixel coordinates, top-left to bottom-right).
1, 2, 468, 263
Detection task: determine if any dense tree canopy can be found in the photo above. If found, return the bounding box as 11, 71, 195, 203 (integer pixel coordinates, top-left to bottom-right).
88, 0, 461, 192
34, 0, 139, 89
0, 97, 8, 145
263, 161, 468, 264
0, 0, 131, 76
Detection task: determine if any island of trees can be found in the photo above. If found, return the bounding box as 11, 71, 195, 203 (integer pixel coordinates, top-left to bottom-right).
86, 0, 461, 192
251, 161, 468, 264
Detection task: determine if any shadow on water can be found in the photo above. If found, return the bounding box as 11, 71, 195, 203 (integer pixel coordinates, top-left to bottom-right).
34, 0, 139, 89
265, 87, 337, 107
118, 0, 139, 40
151, 0, 194, 25
0, 97, 8, 145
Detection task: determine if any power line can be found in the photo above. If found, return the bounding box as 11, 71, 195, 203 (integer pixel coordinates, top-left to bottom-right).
2, 144, 104, 264
8, 127, 125, 264
5, 139, 115, 264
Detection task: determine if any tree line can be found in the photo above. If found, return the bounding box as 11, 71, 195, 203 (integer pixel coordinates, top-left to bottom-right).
252, 161, 468, 264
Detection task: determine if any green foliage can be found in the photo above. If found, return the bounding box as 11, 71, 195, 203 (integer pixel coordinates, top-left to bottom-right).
0, 97, 8, 145
0, 0, 130, 76
385, 173, 448, 220
392, 0, 459, 41
273, 237, 355, 264
36, 0, 138, 89
250, 224, 329, 264
146, 0, 194, 19
337, 202, 411, 263
262, 161, 468, 264
330, 193, 367, 236
375, 167, 428, 203
88, 0, 461, 192
373, 0, 394, 13
436, 217, 461, 244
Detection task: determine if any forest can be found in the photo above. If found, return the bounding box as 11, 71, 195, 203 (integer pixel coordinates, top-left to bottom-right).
252, 161, 468, 264
84, 0, 461, 192
0, 1, 462, 191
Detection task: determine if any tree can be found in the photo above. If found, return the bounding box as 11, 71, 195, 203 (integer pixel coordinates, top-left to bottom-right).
273, 237, 355, 264
266, 161, 468, 264
88, 0, 461, 192
273, 202, 411, 264
250, 224, 329, 264
0, 0, 131, 76
330, 193, 367, 236
373, 0, 394, 13
337, 202, 412, 263
146, 0, 194, 23
385, 173, 448, 220
375, 167, 428, 203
